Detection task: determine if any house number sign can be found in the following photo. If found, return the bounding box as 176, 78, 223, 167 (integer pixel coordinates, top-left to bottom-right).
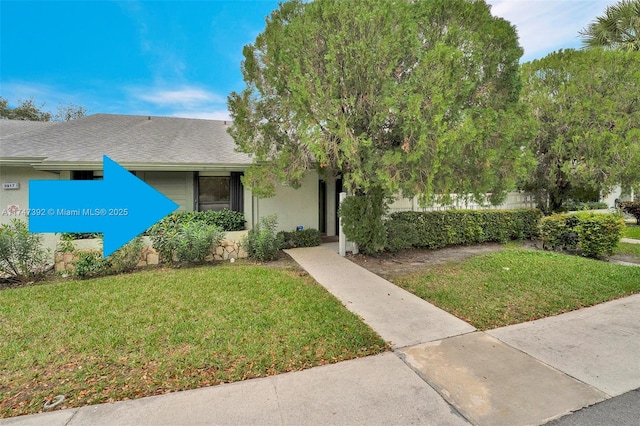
2, 182, 20, 190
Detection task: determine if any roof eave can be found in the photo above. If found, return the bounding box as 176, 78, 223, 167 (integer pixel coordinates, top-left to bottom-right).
30, 161, 251, 172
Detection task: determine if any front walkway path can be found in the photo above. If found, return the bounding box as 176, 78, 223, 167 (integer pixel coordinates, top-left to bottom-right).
284, 245, 475, 348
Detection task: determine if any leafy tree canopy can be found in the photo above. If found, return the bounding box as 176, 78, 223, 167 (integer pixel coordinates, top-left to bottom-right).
520, 49, 640, 212
228, 0, 534, 205
579, 0, 640, 52
0, 96, 87, 121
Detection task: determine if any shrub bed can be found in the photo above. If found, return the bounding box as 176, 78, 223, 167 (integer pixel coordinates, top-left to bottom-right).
540, 212, 624, 258
278, 228, 322, 249
149, 209, 245, 233
385, 209, 542, 252
0, 219, 50, 284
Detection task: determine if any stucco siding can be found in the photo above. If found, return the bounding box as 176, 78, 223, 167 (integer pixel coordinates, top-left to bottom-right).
137, 171, 193, 212
252, 172, 319, 232
0, 166, 61, 258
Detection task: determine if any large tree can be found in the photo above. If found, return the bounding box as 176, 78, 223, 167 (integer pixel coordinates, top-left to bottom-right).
579, 0, 640, 51
0, 96, 87, 121
0, 97, 52, 121
228, 0, 534, 207
520, 49, 640, 212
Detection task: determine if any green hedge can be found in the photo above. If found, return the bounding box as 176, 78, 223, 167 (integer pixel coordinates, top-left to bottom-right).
385, 209, 542, 252
148, 209, 245, 233
278, 228, 322, 249
540, 212, 624, 258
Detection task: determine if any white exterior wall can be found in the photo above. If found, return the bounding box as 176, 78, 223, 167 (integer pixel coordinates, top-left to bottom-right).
388, 191, 536, 213
0, 166, 62, 258
601, 185, 635, 208
251, 171, 319, 232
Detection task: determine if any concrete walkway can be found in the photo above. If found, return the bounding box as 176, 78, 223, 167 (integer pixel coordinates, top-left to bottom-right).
3, 243, 639, 425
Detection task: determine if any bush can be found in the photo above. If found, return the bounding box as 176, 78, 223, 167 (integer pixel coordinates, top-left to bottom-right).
73, 250, 109, 279
173, 223, 224, 264
109, 236, 144, 273
339, 190, 389, 255
385, 209, 541, 251
278, 228, 322, 249
73, 237, 144, 278
148, 210, 245, 234
384, 218, 420, 253
244, 214, 283, 261
0, 219, 50, 283
563, 200, 608, 212
574, 212, 625, 258
147, 221, 223, 265
621, 201, 640, 225
540, 212, 624, 259
540, 214, 579, 251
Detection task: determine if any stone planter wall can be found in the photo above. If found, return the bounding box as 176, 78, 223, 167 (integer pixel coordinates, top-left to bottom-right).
54, 231, 249, 273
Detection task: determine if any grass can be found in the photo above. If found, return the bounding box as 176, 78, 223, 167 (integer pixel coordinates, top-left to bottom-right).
623, 224, 640, 239
616, 242, 640, 261
394, 248, 640, 331
0, 265, 386, 418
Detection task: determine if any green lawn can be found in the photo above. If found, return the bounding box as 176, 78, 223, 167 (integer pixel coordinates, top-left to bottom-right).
394, 249, 640, 331
624, 224, 640, 239
616, 242, 640, 261
0, 265, 386, 418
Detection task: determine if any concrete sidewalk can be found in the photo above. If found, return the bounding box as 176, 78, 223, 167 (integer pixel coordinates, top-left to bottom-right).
3, 244, 639, 425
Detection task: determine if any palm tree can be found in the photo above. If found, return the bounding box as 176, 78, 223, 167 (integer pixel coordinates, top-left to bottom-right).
579, 0, 640, 51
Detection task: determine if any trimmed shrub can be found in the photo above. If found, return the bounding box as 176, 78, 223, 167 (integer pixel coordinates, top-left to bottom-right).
0, 219, 50, 283
540, 214, 578, 251
563, 200, 608, 211
148, 210, 245, 233
244, 214, 283, 261
278, 228, 322, 249
385, 209, 541, 251
540, 212, 624, 259
574, 212, 625, 258
621, 201, 640, 225
339, 190, 389, 255
385, 218, 420, 253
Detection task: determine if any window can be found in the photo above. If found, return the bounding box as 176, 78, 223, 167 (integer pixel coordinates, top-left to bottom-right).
71, 171, 94, 180
198, 176, 230, 211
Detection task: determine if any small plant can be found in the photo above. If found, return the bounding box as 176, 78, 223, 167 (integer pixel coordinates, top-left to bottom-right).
73, 237, 144, 278
244, 214, 283, 261
0, 219, 50, 284
278, 228, 322, 249
109, 236, 144, 273
73, 250, 109, 279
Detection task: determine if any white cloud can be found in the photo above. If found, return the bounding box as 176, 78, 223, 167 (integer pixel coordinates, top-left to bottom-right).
170, 110, 231, 121
485, 0, 613, 61
134, 87, 226, 106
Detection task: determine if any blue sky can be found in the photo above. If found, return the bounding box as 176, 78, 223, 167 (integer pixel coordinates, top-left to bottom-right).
1, 0, 614, 121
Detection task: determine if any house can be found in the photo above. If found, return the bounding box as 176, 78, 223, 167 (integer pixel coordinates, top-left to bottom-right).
0, 114, 343, 254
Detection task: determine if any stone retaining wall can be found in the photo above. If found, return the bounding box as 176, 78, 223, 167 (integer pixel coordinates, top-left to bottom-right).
54, 232, 248, 273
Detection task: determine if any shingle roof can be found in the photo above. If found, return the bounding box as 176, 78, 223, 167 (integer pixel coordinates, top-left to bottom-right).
0, 114, 252, 167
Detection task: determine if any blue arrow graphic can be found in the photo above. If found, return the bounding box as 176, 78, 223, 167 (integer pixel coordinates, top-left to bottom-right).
29, 155, 179, 257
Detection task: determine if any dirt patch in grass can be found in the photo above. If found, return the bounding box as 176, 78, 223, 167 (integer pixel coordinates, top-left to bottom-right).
348, 241, 638, 281
347, 242, 517, 280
